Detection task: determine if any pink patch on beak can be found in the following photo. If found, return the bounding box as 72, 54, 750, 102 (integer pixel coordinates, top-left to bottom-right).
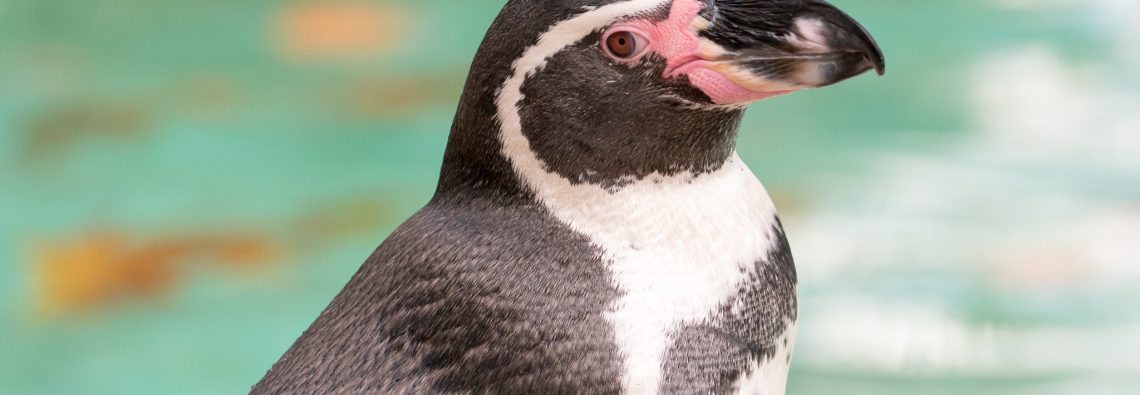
615, 0, 797, 105
688, 68, 795, 103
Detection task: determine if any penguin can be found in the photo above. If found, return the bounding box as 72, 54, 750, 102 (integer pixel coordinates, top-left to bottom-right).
252, 0, 883, 394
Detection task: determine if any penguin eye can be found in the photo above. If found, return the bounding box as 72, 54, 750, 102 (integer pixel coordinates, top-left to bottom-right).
602, 29, 649, 61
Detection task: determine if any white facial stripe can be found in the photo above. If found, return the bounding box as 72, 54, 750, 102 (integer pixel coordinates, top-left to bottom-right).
496, 0, 672, 198
495, 1, 785, 393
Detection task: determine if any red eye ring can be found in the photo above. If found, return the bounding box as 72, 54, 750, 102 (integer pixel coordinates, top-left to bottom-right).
601, 28, 650, 61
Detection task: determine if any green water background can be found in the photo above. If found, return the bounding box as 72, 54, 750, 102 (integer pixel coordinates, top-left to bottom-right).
2, 0, 1138, 393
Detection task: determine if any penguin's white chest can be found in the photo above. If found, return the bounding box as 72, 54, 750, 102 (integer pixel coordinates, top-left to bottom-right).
527, 155, 784, 394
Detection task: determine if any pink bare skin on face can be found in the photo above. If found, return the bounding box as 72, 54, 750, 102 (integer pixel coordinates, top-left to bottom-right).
603, 0, 796, 105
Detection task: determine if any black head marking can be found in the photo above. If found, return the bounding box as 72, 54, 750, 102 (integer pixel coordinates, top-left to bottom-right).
518, 33, 744, 189
441, 0, 746, 195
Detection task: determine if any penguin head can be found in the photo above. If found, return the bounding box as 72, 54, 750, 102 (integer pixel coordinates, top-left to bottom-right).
443, 0, 884, 192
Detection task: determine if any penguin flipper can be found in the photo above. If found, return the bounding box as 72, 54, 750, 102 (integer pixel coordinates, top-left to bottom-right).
253, 202, 624, 393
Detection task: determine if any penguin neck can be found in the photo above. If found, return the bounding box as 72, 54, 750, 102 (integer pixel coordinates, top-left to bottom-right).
433, 107, 532, 206
434, 96, 746, 205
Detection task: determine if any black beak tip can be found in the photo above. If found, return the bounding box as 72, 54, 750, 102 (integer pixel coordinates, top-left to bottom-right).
867, 51, 885, 76
850, 19, 886, 76
864, 34, 886, 76
812, 0, 886, 77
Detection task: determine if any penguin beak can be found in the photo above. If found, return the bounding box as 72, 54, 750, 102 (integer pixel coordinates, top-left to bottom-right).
670, 0, 885, 104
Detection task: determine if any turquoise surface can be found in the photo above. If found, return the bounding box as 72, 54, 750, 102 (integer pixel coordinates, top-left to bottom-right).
2, 0, 1138, 393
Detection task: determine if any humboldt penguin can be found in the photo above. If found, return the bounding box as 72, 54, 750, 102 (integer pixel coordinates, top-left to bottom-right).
253, 0, 883, 393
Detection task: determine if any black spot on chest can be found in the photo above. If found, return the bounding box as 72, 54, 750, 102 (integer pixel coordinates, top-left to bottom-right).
659, 219, 798, 394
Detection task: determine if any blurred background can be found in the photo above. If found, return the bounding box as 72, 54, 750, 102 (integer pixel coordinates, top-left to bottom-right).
1, 0, 1138, 394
